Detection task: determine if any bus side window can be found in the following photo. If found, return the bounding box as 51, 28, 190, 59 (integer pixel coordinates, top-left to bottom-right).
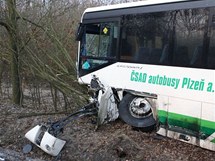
173, 46, 189, 66
134, 47, 150, 63
208, 47, 215, 69
208, 18, 215, 69
150, 48, 162, 64
190, 46, 203, 68
159, 44, 169, 65
120, 39, 133, 60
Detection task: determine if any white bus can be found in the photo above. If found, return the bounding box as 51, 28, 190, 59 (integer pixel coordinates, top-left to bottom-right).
76, 0, 215, 151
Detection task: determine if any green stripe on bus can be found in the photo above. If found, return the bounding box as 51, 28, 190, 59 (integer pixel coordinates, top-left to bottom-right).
158, 110, 215, 137
201, 120, 215, 137
158, 110, 168, 124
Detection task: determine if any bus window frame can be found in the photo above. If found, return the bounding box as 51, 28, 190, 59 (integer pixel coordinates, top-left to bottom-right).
76, 23, 84, 41
78, 18, 121, 77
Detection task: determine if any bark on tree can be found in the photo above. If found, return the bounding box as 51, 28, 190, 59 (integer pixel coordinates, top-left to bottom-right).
6, 0, 22, 105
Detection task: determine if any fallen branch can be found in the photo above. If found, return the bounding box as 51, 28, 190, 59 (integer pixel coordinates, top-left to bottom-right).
17, 111, 72, 119
1, 111, 74, 119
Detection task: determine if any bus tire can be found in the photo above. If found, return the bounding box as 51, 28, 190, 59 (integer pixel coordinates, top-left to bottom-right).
119, 94, 156, 131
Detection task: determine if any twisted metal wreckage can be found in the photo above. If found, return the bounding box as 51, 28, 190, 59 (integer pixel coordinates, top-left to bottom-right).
24, 76, 119, 157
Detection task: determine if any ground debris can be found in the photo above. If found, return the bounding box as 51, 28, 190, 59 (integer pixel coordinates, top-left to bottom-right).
1, 102, 215, 161
0, 147, 45, 161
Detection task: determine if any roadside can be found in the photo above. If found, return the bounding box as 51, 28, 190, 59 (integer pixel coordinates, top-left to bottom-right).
1, 103, 215, 161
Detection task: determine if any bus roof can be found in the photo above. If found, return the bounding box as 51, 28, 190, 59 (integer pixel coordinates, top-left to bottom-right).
84, 0, 188, 14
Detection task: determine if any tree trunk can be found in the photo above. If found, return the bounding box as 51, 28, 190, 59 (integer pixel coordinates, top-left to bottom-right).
7, 0, 22, 105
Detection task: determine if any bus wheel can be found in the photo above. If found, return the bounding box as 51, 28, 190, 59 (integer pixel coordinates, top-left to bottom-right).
119, 94, 156, 131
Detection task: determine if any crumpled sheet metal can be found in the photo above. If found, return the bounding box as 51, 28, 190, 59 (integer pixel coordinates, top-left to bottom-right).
25, 125, 66, 156
97, 87, 119, 125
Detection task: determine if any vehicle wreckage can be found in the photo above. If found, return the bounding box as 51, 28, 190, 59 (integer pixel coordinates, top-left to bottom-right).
24, 76, 120, 157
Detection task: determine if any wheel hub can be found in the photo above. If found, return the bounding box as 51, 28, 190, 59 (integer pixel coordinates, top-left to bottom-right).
129, 98, 152, 118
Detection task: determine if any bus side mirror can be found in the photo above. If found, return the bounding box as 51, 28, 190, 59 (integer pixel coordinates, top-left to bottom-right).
76, 23, 84, 41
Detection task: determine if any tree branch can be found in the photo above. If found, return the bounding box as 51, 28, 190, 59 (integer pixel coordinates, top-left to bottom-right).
17, 16, 45, 30
0, 21, 10, 32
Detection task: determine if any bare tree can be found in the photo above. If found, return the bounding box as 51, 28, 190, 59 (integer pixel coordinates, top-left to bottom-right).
0, 0, 141, 107
0, 0, 22, 105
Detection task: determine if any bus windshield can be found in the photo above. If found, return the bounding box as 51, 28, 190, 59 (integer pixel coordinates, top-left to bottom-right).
79, 21, 118, 75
